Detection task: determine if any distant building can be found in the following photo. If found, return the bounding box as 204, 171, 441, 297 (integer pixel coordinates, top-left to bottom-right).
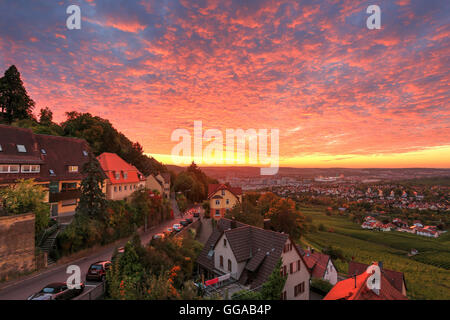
208, 184, 242, 219
325, 262, 407, 300
197, 218, 311, 300
0, 125, 91, 219
97, 153, 145, 200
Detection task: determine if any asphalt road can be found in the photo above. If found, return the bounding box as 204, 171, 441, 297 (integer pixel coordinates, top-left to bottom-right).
0, 204, 198, 300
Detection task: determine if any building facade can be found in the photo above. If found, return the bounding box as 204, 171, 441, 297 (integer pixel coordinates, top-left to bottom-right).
0, 125, 90, 218
97, 152, 145, 200
208, 184, 242, 219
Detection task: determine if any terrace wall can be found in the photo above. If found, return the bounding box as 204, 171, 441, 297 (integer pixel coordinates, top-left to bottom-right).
0, 213, 35, 281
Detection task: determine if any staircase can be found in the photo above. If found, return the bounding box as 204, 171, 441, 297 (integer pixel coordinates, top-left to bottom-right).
39, 223, 69, 266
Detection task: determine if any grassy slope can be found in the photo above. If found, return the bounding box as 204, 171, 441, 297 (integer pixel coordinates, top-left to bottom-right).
298, 205, 450, 300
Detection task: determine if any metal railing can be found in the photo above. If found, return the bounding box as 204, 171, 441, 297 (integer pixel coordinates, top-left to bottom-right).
74, 282, 105, 300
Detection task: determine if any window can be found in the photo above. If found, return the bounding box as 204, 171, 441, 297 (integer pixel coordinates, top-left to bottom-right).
290, 262, 294, 274
226, 199, 230, 205
221, 190, 225, 196
0, 144, 2, 151
281, 291, 287, 300
114, 186, 117, 192
49, 169, 55, 175
0, 165, 20, 173
223, 239, 227, 247
83, 150, 88, 156
297, 260, 301, 272
119, 186, 122, 192
281, 265, 287, 277
21, 165, 40, 173
123, 172, 128, 179
124, 185, 127, 191
62, 183, 77, 191
294, 282, 305, 297
41, 149, 46, 154
215, 209, 220, 216
68, 166, 78, 173
220, 256, 223, 268
115, 172, 120, 180
17, 145, 26, 152
228, 259, 232, 272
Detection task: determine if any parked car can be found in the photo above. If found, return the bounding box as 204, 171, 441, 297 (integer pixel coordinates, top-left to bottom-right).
173, 223, 183, 232
180, 220, 189, 227
164, 228, 174, 237
193, 211, 200, 218
185, 217, 193, 224
86, 261, 111, 282
27, 282, 85, 300
152, 233, 165, 240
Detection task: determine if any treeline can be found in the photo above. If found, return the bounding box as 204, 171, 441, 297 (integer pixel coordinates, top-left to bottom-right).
0, 65, 165, 176
173, 162, 219, 206
226, 191, 310, 239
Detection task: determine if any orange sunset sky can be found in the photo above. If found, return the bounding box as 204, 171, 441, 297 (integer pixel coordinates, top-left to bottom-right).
0, 0, 449, 168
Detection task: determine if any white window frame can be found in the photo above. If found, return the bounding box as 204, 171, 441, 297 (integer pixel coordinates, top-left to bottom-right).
17, 145, 27, 153
0, 164, 20, 173
21, 164, 40, 173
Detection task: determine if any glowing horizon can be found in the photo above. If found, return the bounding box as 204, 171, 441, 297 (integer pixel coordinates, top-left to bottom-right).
0, 0, 448, 168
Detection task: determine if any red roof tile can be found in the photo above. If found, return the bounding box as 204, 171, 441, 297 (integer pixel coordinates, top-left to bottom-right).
97, 152, 144, 184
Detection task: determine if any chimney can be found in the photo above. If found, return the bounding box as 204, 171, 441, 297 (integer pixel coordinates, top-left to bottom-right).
263, 218, 271, 230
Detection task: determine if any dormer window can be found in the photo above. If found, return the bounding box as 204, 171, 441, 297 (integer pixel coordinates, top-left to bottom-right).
68, 166, 78, 173
115, 172, 120, 180
49, 169, 55, 175
17, 145, 26, 153
0, 145, 2, 152
83, 150, 88, 156
41, 149, 46, 154
221, 190, 225, 196
123, 172, 128, 179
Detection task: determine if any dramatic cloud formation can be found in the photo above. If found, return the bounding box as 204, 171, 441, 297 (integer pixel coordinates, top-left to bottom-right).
0, 0, 448, 167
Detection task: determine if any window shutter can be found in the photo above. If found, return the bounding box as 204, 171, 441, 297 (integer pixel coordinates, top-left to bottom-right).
290, 263, 293, 274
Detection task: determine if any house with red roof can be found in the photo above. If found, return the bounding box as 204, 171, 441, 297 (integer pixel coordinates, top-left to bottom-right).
208, 184, 242, 219
348, 261, 407, 296
97, 153, 145, 200
324, 262, 407, 300
297, 247, 338, 285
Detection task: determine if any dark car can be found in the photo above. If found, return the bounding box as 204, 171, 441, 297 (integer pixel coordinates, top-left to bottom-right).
164, 227, 174, 237
193, 211, 200, 218
179, 220, 189, 227
27, 282, 85, 300
152, 233, 165, 240
86, 261, 111, 282
185, 217, 193, 224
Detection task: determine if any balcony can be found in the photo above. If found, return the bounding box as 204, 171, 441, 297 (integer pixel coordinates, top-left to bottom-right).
49, 189, 81, 202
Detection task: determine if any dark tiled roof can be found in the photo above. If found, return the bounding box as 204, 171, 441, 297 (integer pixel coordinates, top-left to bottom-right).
297, 246, 331, 279
348, 261, 406, 293
197, 218, 290, 290
0, 125, 91, 183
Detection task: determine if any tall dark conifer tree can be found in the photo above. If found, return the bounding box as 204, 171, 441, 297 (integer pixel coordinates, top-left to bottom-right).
0, 65, 35, 123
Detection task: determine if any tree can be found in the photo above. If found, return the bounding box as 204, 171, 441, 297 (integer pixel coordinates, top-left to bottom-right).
0, 179, 49, 238
39, 107, 53, 125
0, 65, 35, 123
76, 153, 106, 220
266, 198, 306, 239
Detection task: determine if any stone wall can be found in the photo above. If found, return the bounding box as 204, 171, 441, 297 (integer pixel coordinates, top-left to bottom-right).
0, 213, 35, 281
